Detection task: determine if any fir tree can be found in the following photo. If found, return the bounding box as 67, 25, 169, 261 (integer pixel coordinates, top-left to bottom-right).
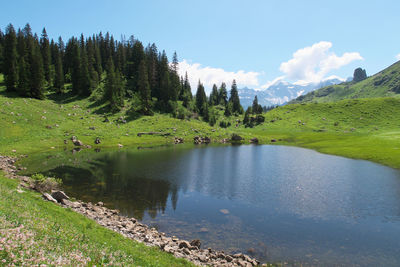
229, 80, 242, 114
169, 51, 179, 101
54, 48, 64, 93
70, 39, 82, 94
105, 57, 124, 111
195, 81, 207, 116
137, 59, 152, 114
17, 56, 30, 96
209, 84, 219, 106
40, 28, 51, 84
0, 29, 4, 73
218, 82, 228, 105
252, 95, 262, 114
79, 34, 92, 95
4, 24, 18, 91
29, 42, 45, 99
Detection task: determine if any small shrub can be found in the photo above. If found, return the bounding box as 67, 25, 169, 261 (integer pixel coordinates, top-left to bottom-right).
334, 121, 339, 126
31, 173, 62, 193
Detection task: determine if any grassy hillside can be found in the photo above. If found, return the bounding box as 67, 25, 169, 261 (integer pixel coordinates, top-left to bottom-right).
0, 172, 193, 266
291, 60, 400, 103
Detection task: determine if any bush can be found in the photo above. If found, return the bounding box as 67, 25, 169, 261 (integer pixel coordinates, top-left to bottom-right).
31, 173, 62, 193
219, 120, 231, 128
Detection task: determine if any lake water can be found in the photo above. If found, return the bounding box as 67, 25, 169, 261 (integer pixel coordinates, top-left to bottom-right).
29, 145, 400, 266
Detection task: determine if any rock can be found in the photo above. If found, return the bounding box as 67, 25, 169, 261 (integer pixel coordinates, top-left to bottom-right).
95, 137, 101, 144
250, 137, 259, 144
231, 134, 243, 142
190, 239, 201, 249
174, 137, 184, 144
64, 139, 68, 144
220, 209, 230, 215
179, 240, 191, 249
73, 140, 83, 146
225, 255, 233, 262
71, 136, 77, 141
194, 136, 211, 145
46, 125, 53, 129
51, 191, 70, 202
270, 139, 277, 143
89, 126, 96, 130
118, 144, 123, 148
97, 201, 104, 206
85, 145, 92, 149
11, 149, 16, 153
42, 193, 57, 203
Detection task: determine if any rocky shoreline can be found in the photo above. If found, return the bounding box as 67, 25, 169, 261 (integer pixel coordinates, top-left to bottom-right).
0, 155, 262, 267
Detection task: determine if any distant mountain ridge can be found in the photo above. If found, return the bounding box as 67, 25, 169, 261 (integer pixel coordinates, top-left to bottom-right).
290, 61, 400, 104
238, 77, 345, 108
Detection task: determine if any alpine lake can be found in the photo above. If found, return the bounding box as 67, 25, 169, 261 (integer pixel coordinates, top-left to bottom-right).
20, 144, 400, 266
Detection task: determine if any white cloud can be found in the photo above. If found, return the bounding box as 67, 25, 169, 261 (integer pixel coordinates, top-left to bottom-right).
279, 41, 363, 84
259, 76, 285, 90
178, 60, 260, 93
396, 53, 400, 61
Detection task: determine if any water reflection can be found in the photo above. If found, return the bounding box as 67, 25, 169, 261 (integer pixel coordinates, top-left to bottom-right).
25, 145, 400, 266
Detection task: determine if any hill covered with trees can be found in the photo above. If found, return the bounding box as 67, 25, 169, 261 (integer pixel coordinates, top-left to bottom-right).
0, 23, 251, 125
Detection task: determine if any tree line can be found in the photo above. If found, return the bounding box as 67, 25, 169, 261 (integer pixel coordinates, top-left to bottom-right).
0, 23, 254, 123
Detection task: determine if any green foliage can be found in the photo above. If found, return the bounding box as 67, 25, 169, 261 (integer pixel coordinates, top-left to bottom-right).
4, 24, 18, 91
31, 173, 62, 192
195, 81, 207, 116
229, 80, 242, 114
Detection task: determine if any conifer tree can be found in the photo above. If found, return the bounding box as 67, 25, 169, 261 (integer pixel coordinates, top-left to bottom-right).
4, 24, 18, 91
229, 80, 242, 114
54, 48, 64, 93
79, 34, 92, 95
105, 57, 124, 111
17, 56, 30, 96
29, 42, 45, 99
252, 95, 262, 114
209, 84, 219, 106
0, 29, 4, 73
218, 82, 228, 105
137, 59, 152, 114
40, 28, 51, 84
145, 43, 159, 98
195, 81, 207, 116
169, 51, 179, 101
71, 39, 82, 94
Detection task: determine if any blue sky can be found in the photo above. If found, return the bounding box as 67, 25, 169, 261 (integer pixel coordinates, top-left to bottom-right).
2, 0, 400, 91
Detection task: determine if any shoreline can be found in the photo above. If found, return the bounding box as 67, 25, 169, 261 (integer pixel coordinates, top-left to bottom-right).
0, 155, 262, 267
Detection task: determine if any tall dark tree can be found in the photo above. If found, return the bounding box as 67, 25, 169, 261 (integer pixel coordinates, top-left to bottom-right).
137, 59, 152, 114
229, 80, 242, 114
145, 43, 159, 98
70, 39, 82, 94
169, 51, 179, 101
53, 48, 64, 93
0, 29, 4, 73
40, 28, 51, 84
17, 56, 30, 96
182, 72, 192, 107
105, 57, 124, 111
4, 24, 18, 91
29, 42, 45, 99
218, 82, 228, 105
252, 95, 262, 114
195, 81, 207, 116
79, 34, 92, 95
209, 84, 219, 106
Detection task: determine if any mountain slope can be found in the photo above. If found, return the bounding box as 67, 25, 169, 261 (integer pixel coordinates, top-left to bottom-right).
291, 61, 400, 103
239, 78, 344, 107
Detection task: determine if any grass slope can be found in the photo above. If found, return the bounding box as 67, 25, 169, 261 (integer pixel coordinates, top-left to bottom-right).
0, 172, 193, 266
291, 60, 400, 103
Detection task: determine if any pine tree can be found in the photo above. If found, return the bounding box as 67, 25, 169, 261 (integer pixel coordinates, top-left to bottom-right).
79, 34, 92, 95
145, 43, 158, 98
105, 57, 124, 111
4, 24, 18, 91
0, 29, 4, 73
54, 48, 64, 93
195, 81, 207, 116
17, 56, 30, 96
229, 80, 242, 114
169, 51, 179, 101
29, 42, 45, 99
218, 82, 228, 105
137, 59, 152, 114
252, 95, 262, 114
40, 28, 51, 84
209, 84, 219, 106
71, 39, 81, 94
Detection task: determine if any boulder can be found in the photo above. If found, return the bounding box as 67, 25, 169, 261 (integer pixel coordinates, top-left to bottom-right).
95, 137, 101, 144
250, 137, 259, 144
73, 140, 83, 146
190, 239, 201, 249
42, 193, 57, 203
231, 134, 243, 142
51, 191, 70, 202
270, 139, 277, 143
178, 240, 191, 249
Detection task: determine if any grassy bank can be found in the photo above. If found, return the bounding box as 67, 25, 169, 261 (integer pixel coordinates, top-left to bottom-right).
0, 172, 193, 266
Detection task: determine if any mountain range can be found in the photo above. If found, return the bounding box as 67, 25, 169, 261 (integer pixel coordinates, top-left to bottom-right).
238, 77, 347, 108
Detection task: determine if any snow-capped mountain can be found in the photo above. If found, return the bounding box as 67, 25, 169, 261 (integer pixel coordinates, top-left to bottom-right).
238, 78, 346, 108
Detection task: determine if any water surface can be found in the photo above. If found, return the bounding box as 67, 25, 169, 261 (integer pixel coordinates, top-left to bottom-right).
26, 145, 400, 266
